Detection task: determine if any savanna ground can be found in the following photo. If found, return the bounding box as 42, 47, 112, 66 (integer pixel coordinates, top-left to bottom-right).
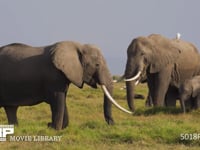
0, 82, 200, 150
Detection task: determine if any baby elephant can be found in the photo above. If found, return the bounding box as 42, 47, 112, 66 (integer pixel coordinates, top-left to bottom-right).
179, 76, 200, 113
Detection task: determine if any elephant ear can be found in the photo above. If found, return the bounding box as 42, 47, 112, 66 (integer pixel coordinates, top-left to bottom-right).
51, 42, 83, 88
146, 34, 181, 73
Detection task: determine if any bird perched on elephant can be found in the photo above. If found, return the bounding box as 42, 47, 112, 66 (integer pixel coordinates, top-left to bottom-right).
0, 41, 132, 130
124, 34, 200, 111
179, 76, 200, 113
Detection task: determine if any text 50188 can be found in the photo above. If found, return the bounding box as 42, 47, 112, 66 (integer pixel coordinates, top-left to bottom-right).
180, 133, 200, 140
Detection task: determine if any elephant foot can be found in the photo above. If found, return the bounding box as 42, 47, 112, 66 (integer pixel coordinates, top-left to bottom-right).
48, 122, 68, 129
10, 122, 18, 125
4, 106, 19, 125
8, 119, 18, 125
105, 118, 115, 125
62, 122, 68, 129
47, 122, 55, 129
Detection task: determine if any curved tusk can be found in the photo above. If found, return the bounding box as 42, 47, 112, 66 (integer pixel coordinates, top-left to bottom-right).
124, 71, 142, 82
135, 79, 140, 85
101, 85, 133, 114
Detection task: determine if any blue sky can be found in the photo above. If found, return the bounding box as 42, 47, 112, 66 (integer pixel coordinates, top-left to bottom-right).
0, 0, 200, 74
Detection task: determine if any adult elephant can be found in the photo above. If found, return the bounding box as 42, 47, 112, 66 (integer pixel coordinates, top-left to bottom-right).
0, 41, 132, 130
124, 34, 200, 111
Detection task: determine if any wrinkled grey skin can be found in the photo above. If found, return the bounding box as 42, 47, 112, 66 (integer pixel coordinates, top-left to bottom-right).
124, 34, 200, 111
179, 76, 200, 113
0, 41, 114, 130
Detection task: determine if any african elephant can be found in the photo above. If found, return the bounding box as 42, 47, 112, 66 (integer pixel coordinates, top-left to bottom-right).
179, 76, 200, 113
124, 34, 200, 111
0, 41, 132, 130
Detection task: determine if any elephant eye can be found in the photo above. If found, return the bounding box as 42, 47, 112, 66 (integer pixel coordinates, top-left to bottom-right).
96, 63, 100, 68
144, 57, 148, 64
141, 51, 145, 56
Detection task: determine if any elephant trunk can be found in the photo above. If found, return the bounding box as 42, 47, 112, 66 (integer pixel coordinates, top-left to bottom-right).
124, 65, 142, 112
97, 63, 133, 124
124, 60, 143, 112
126, 81, 135, 112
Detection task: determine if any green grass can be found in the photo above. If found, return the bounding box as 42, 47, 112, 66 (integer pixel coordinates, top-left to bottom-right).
0, 83, 200, 149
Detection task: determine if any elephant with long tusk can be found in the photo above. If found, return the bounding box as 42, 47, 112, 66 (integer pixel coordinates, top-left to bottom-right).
0, 41, 132, 130
124, 34, 200, 111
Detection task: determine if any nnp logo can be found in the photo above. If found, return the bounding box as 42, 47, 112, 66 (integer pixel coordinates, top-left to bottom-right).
0, 125, 14, 141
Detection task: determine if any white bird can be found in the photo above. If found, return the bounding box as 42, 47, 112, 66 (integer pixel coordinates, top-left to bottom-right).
176, 33, 181, 40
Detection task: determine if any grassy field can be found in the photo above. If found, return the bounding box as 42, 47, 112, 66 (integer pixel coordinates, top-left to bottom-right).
0, 82, 200, 150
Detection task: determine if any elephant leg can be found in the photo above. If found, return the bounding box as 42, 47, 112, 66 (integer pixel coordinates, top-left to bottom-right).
190, 98, 196, 110
185, 99, 192, 111
147, 66, 172, 106
4, 106, 18, 125
145, 92, 153, 107
196, 95, 200, 109
62, 104, 69, 129
179, 98, 186, 113
147, 74, 155, 106
49, 91, 66, 130
165, 86, 178, 107
62, 86, 69, 129
193, 95, 200, 110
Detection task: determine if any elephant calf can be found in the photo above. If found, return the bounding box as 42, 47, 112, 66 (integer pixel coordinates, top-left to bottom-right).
179, 76, 200, 113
